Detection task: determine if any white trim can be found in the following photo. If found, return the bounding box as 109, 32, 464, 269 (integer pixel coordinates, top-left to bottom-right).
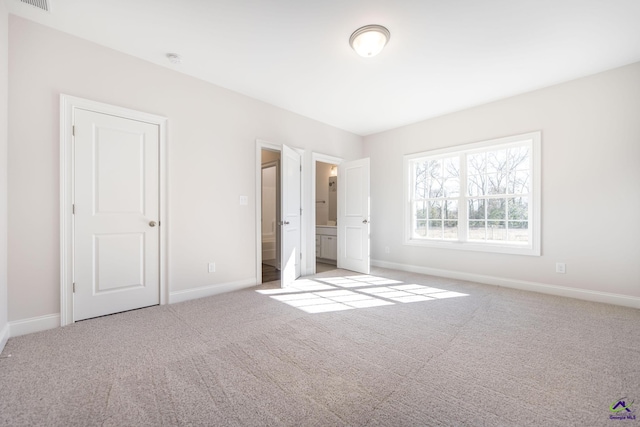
9, 314, 61, 337
0, 323, 9, 353
296, 147, 306, 277
60, 95, 169, 326
169, 278, 256, 304
371, 259, 640, 309
310, 153, 343, 276
403, 131, 541, 256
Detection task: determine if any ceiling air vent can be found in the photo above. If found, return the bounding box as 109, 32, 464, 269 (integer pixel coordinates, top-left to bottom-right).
19, 0, 51, 12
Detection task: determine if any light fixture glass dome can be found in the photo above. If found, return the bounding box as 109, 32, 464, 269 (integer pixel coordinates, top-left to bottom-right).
349, 25, 390, 57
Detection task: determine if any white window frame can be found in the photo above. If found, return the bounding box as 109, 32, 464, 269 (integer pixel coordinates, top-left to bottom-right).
403, 131, 541, 256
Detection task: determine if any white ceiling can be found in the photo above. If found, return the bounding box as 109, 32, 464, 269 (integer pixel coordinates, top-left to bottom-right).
7, 0, 640, 136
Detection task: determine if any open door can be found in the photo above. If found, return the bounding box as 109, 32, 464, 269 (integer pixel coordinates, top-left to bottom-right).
281, 144, 302, 287
337, 158, 370, 274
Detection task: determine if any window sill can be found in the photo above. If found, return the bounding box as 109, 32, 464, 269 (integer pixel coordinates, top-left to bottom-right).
403, 238, 540, 256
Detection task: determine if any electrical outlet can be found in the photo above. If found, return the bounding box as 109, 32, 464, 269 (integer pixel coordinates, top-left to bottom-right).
555, 262, 566, 274
239, 195, 248, 206
208, 262, 216, 273
385, 246, 390, 254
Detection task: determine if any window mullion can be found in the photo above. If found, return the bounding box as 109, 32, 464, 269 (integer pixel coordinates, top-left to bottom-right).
459, 153, 468, 242
410, 163, 417, 239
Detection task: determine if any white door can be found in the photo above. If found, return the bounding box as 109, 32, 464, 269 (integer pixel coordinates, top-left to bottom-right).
280, 144, 301, 287
338, 158, 370, 274
74, 109, 160, 321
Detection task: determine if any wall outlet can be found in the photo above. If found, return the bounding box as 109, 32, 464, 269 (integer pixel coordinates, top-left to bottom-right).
239, 195, 248, 206
555, 262, 566, 274
385, 246, 390, 254
208, 262, 216, 273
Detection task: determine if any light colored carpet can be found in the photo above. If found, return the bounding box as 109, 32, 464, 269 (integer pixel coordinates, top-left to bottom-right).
1, 267, 639, 426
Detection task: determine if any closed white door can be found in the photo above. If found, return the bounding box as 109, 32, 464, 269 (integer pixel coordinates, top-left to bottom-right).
280, 144, 301, 287
337, 158, 370, 274
74, 109, 160, 321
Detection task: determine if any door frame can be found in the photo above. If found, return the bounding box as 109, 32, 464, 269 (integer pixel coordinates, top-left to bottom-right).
310, 152, 343, 275
60, 94, 168, 326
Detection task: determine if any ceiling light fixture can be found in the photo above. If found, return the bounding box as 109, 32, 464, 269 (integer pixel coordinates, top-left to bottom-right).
349, 25, 390, 57
166, 53, 182, 64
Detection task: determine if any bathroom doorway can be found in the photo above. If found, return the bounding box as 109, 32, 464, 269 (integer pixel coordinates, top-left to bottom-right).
261, 149, 281, 283
315, 160, 339, 274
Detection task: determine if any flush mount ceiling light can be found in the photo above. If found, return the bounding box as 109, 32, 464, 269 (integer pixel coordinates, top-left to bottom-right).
166, 53, 182, 64
349, 25, 390, 57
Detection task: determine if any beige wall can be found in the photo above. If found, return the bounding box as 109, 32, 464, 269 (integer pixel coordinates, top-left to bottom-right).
0, 3, 8, 340
8, 16, 362, 321
364, 62, 640, 298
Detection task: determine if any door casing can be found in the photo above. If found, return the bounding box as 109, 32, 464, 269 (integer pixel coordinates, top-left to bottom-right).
60, 94, 168, 326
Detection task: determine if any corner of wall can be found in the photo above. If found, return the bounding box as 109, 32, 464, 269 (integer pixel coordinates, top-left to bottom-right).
0, 1, 9, 354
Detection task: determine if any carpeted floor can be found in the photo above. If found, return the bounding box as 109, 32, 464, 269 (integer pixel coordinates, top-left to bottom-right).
1, 267, 638, 426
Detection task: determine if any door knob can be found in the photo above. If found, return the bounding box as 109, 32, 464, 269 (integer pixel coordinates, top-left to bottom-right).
283, 221, 290, 225
149, 221, 157, 227
362, 219, 369, 224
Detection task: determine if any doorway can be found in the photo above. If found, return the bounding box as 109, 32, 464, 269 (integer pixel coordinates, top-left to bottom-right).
261, 150, 281, 283
256, 141, 302, 287
315, 161, 339, 274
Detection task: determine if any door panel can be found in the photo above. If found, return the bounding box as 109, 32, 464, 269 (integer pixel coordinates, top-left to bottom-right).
345, 227, 364, 260
74, 109, 160, 321
94, 233, 145, 293
281, 144, 301, 287
345, 166, 364, 216
94, 129, 145, 214
338, 158, 370, 274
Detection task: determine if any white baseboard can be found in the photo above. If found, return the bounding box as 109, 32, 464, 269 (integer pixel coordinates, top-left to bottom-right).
0, 323, 9, 354
4, 280, 257, 337
371, 259, 640, 309
9, 313, 60, 337
169, 278, 257, 304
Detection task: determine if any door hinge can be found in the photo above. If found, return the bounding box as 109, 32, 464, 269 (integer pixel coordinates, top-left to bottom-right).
72, 282, 76, 293
300, 208, 302, 215
72, 125, 75, 136
300, 252, 302, 260
72, 204, 75, 214
299, 165, 302, 172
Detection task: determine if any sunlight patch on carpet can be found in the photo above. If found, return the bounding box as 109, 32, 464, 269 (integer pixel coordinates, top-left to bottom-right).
257, 275, 468, 313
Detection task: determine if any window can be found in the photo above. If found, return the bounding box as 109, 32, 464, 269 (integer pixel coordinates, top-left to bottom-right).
404, 132, 541, 256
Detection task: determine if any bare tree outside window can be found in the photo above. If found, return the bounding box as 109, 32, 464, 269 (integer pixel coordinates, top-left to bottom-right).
407, 134, 537, 252
412, 156, 459, 240
467, 147, 530, 243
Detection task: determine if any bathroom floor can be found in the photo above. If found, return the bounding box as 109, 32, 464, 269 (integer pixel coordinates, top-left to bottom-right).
261, 263, 280, 283
316, 262, 337, 273
262, 262, 337, 284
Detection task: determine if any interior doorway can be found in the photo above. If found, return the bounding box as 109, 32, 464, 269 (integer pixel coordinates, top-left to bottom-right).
261, 150, 281, 283
315, 161, 339, 274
